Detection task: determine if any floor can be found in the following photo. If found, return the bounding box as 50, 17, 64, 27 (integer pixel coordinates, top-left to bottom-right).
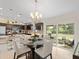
0, 46, 73, 59
52, 46, 73, 59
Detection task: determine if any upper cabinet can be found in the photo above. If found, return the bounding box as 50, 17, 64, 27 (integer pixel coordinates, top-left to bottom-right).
35, 22, 43, 31
35, 22, 44, 36
0, 22, 44, 35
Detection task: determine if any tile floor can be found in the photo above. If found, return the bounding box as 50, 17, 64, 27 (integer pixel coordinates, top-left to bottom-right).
52, 46, 73, 59
0, 46, 73, 59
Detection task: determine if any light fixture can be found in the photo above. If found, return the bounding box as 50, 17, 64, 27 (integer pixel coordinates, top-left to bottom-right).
30, 0, 42, 37
30, 0, 42, 22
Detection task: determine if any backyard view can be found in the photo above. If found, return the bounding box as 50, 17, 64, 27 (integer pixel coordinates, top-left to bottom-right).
46, 23, 74, 47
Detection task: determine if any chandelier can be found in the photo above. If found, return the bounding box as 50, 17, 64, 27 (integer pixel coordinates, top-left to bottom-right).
30, 0, 42, 22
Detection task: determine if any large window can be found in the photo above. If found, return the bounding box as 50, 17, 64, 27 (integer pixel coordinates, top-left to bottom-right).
0, 26, 6, 35
46, 25, 56, 34
46, 25, 57, 45
46, 23, 74, 47
58, 23, 74, 34
58, 23, 74, 47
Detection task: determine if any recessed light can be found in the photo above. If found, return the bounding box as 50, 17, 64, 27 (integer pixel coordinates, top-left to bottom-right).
0, 8, 3, 10
9, 9, 13, 11
17, 13, 22, 17
17, 14, 21, 17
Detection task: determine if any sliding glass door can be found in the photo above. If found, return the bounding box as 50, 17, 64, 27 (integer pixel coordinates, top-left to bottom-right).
58, 23, 74, 47
46, 23, 74, 47
46, 25, 57, 46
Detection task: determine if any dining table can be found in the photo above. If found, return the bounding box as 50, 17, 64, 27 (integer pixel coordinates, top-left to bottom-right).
26, 39, 43, 59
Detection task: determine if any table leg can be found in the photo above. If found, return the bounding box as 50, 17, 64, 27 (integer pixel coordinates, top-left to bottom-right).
31, 48, 35, 59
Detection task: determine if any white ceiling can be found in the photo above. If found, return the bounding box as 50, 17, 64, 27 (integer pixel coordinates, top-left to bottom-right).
0, 0, 79, 23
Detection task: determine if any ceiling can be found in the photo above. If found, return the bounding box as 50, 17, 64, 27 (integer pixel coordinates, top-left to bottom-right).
0, 0, 79, 23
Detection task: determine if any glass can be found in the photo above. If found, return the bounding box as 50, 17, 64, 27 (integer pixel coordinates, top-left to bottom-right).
74, 42, 79, 56
58, 23, 74, 47
46, 23, 74, 47
46, 25, 56, 45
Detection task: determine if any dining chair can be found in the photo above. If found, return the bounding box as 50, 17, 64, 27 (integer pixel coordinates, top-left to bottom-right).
35, 40, 52, 59
20, 35, 32, 46
13, 39, 31, 59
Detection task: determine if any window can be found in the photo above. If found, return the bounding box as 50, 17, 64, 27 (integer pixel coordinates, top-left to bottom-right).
46, 23, 74, 47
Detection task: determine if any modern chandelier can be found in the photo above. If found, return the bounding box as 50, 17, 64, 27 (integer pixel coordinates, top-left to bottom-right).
30, 0, 42, 22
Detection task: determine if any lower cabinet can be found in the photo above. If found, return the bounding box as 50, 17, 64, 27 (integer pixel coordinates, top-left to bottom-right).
73, 55, 79, 59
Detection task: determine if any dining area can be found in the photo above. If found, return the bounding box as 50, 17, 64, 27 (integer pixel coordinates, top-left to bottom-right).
0, 34, 53, 59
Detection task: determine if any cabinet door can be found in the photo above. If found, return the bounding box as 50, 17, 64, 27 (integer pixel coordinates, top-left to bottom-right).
35, 23, 43, 31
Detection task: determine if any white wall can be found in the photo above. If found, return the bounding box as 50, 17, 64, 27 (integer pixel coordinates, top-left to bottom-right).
43, 12, 79, 49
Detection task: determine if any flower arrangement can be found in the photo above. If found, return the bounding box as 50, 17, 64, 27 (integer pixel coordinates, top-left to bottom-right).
31, 33, 39, 43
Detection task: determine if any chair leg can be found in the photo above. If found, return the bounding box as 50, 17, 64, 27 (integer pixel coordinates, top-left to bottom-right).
31, 51, 33, 59
28, 53, 30, 59
28, 52, 30, 59
14, 52, 32, 59
16, 56, 19, 59
26, 52, 29, 59
14, 52, 16, 59
26, 53, 27, 59
50, 54, 52, 59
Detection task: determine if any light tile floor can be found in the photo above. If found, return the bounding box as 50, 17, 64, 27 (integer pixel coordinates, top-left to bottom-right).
0, 46, 73, 59
52, 46, 73, 59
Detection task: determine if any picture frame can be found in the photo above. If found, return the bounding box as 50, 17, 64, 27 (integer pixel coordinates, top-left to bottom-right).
74, 42, 79, 56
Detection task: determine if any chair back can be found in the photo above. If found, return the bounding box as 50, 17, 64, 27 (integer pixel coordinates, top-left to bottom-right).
13, 41, 19, 54
43, 40, 52, 53
35, 40, 52, 58
13, 35, 24, 48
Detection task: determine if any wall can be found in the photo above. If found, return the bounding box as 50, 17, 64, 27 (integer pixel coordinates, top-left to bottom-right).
43, 12, 79, 49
